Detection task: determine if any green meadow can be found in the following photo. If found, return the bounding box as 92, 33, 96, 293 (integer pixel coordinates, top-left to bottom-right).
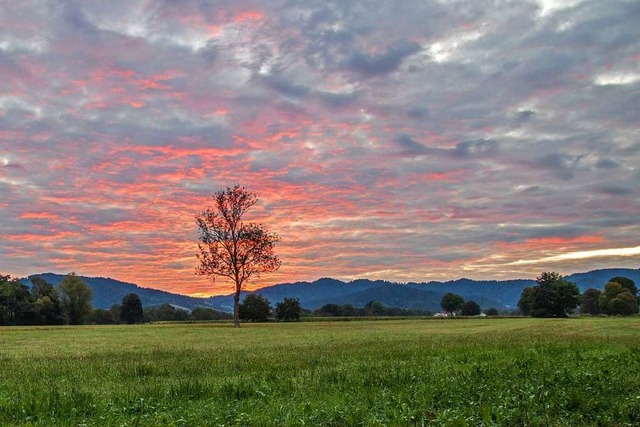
1, 318, 639, 426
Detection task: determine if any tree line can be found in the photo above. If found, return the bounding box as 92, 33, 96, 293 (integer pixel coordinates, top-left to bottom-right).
438, 273, 638, 318
3, 271, 637, 325
0, 273, 233, 325
517, 272, 638, 317
1, 273, 91, 326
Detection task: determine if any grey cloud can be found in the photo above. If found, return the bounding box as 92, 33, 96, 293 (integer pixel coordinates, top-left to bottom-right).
454, 139, 499, 158
394, 134, 428, 156
317, 90, 358, 108
249, 151, 291, 173
261, 73, 311, 98
393, 135, 499, 159
1, 163, 25, 170
55, 0, 101, 39
522, 185, 541, 193
517, 110, 535, 122
596, 184, 634, 196
408, 107, 429, 119
345, 40, 422, 76
198, 40, 219, 62
535, 153, 583, 180
595, 158, 620, 170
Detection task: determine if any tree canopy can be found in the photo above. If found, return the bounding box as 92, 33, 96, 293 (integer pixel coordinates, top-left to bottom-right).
518, 272, 580, 318
59, 273, 93, 325
460, 300, 481, 316
120, 293, 144, 324
600, 282, 638, 316
196, 186, 281, 327
275, 297, 302, 321
580, 288, 602, 315
0, 274, 34, 325
608, 276, 637, 296
441, 293, 464, 315
239, 294, 271, 322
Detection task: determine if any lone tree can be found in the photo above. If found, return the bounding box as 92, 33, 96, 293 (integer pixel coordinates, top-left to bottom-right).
196, 186, 281, 327
59, 273, 93, 325
120, 293, 144, 324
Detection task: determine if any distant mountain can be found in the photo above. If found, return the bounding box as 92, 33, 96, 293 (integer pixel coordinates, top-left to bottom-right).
406, 279, 535, 308
208, 268, 639, 311
21, 268, 640, 313
564, 268, 640, 292
22, 273, 214, 310
246, 278, 516, 310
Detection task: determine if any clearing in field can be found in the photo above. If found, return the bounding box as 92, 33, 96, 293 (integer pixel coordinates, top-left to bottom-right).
1, 317, 639, 426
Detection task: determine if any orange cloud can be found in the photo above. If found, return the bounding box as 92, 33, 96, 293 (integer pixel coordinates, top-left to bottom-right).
19, 212, 59, 220
233, 10, 264, 23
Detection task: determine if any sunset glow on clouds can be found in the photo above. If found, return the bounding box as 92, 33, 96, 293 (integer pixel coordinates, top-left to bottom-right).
1, 0, 639, 295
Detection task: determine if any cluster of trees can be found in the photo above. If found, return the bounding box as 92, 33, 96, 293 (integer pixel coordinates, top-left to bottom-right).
314, 301, 432, 317
440, 293, 484, 316
238, 294, 303, 322
1, 273, 93, 326
1, 273, 232, 326
518, 273, 638, 318
579, 276, 638, 316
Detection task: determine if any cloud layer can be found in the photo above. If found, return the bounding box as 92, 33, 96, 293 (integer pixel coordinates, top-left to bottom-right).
1, 0, 639, 295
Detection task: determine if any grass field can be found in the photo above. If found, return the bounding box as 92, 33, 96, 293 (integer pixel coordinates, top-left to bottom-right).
1, 318, 639, 426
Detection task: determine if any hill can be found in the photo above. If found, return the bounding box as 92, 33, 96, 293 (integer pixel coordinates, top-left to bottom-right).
207, 268, 639, 311
22, 268, 640, 312
23, 273, 214, 310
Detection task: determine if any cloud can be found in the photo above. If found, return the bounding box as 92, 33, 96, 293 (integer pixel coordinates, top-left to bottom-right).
345, 40, 422, 76
1, 0, 639, 295
510, 245, 640, 265
535, 153, 581, 180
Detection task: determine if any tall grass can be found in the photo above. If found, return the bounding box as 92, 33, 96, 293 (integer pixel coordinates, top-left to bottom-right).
0, 318, 639, 426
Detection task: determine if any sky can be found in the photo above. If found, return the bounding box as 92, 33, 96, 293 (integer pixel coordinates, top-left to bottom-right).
1, 0, 639, 296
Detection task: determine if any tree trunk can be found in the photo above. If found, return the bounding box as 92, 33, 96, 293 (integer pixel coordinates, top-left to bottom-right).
233, 290, 240, 327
